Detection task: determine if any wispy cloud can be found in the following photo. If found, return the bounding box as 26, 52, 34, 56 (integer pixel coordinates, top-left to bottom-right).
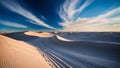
0, 20, 27, 28
59, 0, 120, 32
1, 0, 55, 29
61, 9, 120, 31
73, 7, 120, 26
59, 0, 94, 22
97, 7, 120, 18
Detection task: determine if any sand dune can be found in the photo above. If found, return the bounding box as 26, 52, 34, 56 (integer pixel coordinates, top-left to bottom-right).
56, 35, 72, 41
25, 31, 53, 37
2, 32, 120, 68
56, 32, 120, 44
0, 35, 51, 68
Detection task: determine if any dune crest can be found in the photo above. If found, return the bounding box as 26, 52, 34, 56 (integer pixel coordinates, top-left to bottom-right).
25, 31, 54, 37
0, 35, 51, 68
56, 35, 73, 41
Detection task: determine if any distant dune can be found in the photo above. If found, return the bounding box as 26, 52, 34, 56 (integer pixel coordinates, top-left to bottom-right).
0, 32, 8, 35
25, 31, 54, 37
0, 35, 51, 68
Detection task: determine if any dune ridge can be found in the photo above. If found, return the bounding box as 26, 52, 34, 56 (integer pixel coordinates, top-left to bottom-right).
24, 31, 53, 37
0, 35, 51, 68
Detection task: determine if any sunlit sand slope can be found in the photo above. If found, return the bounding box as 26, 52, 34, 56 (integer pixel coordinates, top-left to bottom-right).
25, 31, 53, 37
0, 35, 51, 68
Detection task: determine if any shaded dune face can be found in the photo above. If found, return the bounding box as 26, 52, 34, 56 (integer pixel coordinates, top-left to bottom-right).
0, 35, 50, 68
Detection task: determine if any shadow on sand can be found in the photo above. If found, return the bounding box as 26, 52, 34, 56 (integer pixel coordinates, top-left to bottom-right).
3, 32, 120, 68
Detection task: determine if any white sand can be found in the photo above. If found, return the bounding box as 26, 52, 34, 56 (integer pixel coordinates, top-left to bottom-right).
56, 35, 72, 41
0, 35, 51, 68
24, 31, 53, 37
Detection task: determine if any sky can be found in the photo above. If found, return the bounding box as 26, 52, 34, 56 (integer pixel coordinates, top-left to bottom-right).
0, 0, 120, 32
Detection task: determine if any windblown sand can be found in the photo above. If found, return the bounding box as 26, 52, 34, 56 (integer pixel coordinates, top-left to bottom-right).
0, 35, 51, 68
24, 31, 53, 37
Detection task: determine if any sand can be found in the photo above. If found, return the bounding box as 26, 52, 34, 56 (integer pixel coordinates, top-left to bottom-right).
24, 31, 53, 37
0, 35, 51, 68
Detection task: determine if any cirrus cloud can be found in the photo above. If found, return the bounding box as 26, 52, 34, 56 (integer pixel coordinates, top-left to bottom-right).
59, 0, 120, 32
1, 0, 55, 29
59, 0, 94, 22
0, 20, 27, 28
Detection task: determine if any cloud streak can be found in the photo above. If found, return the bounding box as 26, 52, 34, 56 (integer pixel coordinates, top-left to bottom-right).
1, 0, 55, 29
59, 0, 94, 22
73, 7, 120, 26
61, 13, 120, 31
0, 20, 27, 28
59, 0, 120, 32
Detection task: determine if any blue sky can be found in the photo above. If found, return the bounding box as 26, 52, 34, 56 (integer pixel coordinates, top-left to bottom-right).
0, 0, 120, 32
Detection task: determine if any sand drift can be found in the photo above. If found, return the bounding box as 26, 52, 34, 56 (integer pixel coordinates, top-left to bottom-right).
0, 34, 51, 68
1, 32, 120, 68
